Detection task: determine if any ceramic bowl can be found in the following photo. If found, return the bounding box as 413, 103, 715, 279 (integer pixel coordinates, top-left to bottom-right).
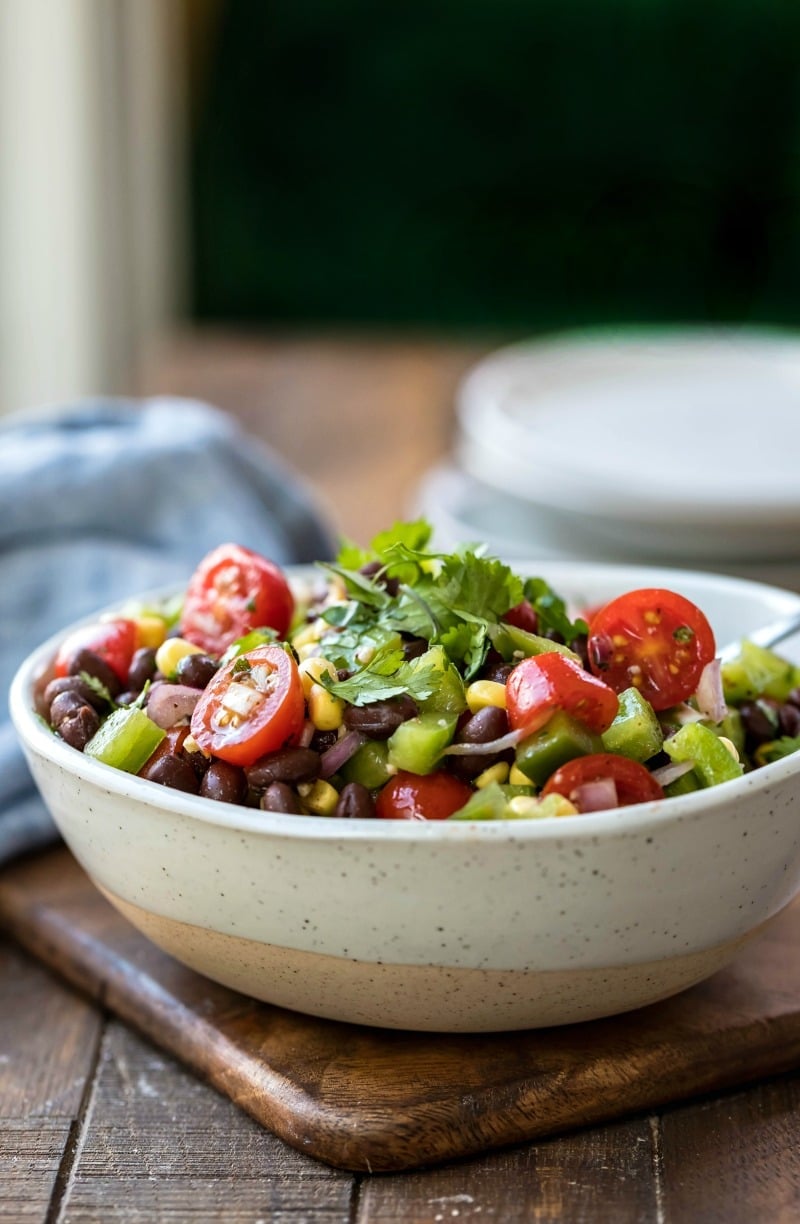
10, 562, 800, 1032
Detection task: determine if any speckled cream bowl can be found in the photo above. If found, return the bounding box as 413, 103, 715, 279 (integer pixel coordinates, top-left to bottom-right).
10, 562, 800, 1032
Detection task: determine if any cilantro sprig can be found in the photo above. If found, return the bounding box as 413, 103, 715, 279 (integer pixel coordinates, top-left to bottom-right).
310, 521, 583, 700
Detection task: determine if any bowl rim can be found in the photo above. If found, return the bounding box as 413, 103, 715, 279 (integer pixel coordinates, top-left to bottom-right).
11, 559, 800, 846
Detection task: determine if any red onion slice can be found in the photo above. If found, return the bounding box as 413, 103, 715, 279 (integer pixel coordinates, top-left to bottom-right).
572, 777, 619, 812
650, 758, 696, 787
298, 719, 316, 748
146, 683, 202, 729
443, 727, 524, 756
695, 658, 728, 724
320, 730, 367, 778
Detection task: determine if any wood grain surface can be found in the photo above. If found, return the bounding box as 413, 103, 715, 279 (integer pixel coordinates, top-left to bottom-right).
2, 848, 800, 1175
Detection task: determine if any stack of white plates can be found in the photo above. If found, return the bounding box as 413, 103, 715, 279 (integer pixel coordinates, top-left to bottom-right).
413, 328, 800, 589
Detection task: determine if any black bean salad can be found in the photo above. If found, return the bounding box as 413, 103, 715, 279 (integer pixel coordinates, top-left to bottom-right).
37, 521, 800, 820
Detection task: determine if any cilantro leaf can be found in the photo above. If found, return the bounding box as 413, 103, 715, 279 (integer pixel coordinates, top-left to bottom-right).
320, 643, 444, 707
523, 577, 588, 643
436, 551, 523, 622
320, 563, 392, 610
335, 520, 433, 577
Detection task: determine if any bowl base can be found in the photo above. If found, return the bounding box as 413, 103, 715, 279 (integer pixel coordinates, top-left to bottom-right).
101, 885, 762, 1033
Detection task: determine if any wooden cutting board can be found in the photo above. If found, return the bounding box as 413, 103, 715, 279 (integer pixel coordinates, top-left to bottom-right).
2, 846, 800, 1173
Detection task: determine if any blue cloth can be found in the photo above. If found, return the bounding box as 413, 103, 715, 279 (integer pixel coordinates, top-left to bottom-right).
0, 397, 337, 862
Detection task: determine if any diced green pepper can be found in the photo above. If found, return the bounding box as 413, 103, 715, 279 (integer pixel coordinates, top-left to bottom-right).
487, 621, 581, 664
449, 782, 565, 821
414, 647, 467, 717
713, 708, 746, 760
388, 713, 457, 775
721, 640, 800, 704
663, 722, 743, 788
85, 707, 165, 774
514, 711, 603, 788
449, 781, 508, 820
341, 740, 392, 789
663, 768, 703, 798
601, 687, 663, 762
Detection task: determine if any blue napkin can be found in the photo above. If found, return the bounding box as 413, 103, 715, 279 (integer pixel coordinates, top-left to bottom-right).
0, 397, 337, 863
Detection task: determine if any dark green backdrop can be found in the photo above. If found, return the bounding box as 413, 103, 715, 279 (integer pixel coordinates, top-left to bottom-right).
190, 0, 800, 331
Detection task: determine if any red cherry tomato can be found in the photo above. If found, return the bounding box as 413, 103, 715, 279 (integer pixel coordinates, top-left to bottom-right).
541, 753, 664, 810
375, 770, 473, 821
54, 618, 137, 684
179, 543, 294, 656
503, 599, 538, 633
190, 644, 305, 767
506, 652, 619, 736
586, 588, 716, 711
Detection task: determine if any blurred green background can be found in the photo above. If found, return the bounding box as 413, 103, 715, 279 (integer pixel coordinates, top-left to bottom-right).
190, 0, 800, 332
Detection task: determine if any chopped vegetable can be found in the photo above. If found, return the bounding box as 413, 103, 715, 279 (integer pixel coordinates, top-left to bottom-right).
41, 520, 800, 822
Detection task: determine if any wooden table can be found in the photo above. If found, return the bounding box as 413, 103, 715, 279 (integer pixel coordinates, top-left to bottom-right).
3, 331, 800, 1221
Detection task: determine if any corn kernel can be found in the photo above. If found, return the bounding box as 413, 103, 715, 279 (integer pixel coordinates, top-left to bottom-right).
303, 779, 340, 816
134, 615, 168, 651
507, 794, 544, 819
308, 682, 345, 731
298, 655, 337, 698
547, 795, 579, 818
466, 679, 507, 714
508, 793, 578, 819
291, 619, 325, 654
475, 761, 510, 788
154, 636, 204, 679
508, 763, 531, 787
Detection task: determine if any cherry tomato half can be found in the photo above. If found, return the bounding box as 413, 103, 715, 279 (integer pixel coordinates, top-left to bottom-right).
54, 618, 137, 685
506, 652, 619, 736
179, 543, 294, 656
190, 643, 305, 767
586, 588, 716, 711
541, 753, 664, 810
375, 770, 473, 821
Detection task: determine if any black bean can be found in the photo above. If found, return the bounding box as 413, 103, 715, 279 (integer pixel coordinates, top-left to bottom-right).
261, 781, 304, 814
335, 782, 375, 819
114, 691, 138, 707
310, 729, 338, 753
448, 705, 511, 781
127, 647, 157, 691
401, 637, 428, 661
141, 754, 200, 794
66, 648, 122, 697
459, 706, 509, 744
570, 634, 590, 669
359, 560, 399, 597
50, 689, 92, 727
787, 687, 800, 709
779, 703, 800, 737
480, 658, 514, 685
201, 760, 248, 805
343, 694, 418, 740
176, 652, 218, 689
245, 747, 321, 789
53, 699, 100, 751
43, 674, 109, 713
739, 699, 780, 746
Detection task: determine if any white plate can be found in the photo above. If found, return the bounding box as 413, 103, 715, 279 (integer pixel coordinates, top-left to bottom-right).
412, 462, 800, 592
456, 328, 800, 559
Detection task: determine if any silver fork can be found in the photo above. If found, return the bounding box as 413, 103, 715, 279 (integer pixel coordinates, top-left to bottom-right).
717, 608, 800, 664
